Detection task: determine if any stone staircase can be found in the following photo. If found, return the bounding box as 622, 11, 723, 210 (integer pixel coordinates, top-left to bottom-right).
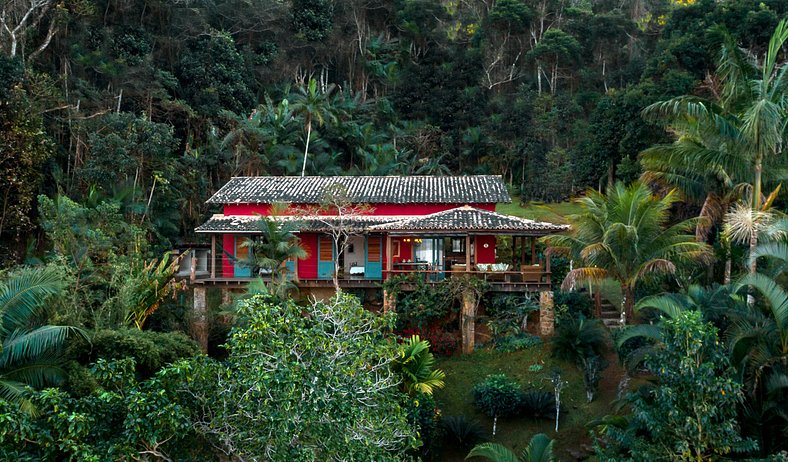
599, 301, 622, 329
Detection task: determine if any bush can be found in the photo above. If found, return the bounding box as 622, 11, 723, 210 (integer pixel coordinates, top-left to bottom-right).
554, 291, 594, 320
405, 392, 443, 459
472, 374, 521, 420
442, 415, 486, 449
519, 390, 555, 420
70, 329, 201, 378
400, 326, 458, 356
495, 333, 542, 353
551, 315, 608, 364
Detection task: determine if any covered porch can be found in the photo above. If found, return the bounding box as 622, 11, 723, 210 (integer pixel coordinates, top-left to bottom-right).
371, 206, 569, 292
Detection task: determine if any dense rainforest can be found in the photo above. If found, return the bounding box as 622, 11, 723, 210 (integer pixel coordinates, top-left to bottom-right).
1, 0, 787, 460
2, 0, 784, 262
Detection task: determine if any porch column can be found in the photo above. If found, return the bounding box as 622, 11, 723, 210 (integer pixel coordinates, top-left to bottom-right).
385, 234, 393, 280
465, 234, 471, 271
530, 237, 536, 265
210, 235, 216, 279
539, 290, 555, 336
192, 287, 208, 353
545, 247, 552, 286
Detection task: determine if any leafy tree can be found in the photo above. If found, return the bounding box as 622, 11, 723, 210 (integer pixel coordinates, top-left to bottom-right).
0, 266, 84, 406
595, 311, 757, 460
0, 56, 53, 263
0, 358, 201, 460
467, 433, 555, 462
472, 374, 521, 437
544, 181, 713, 321
179, 293, 418, 460
177, 33, 256, 116
291, 0, 334, 41
393, 335, 446, 396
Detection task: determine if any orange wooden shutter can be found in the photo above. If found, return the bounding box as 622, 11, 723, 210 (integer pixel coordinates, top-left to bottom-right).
368, 237, 381, 262
319, 236, 333, 261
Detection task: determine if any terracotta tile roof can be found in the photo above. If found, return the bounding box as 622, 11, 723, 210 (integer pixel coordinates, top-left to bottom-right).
195, 214, 405, 233
206, 175, 511, 204
368, 206, 569, 235
195, 207, 569, 236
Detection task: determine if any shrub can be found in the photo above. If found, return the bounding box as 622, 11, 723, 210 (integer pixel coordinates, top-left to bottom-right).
495, 333, 542, 353
519, 390, 556, 420
551, 315, 608, 364
70, 329, 200, 378
472, 374, 521, 419
442, 415, 486, 449
405, 392, 443, 458
554, 291, 594, 319
400, 326, 458, 356
473, 374, 522, 436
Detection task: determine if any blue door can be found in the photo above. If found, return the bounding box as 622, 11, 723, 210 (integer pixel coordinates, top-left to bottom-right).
234, 236, 252, 278
285, 259, 296, 280
317, 235, 334, 279
365, 236, 383, 279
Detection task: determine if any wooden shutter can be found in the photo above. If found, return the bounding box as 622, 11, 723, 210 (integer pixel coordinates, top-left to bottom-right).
367, 237, 381, 262
319, 236, 333, 261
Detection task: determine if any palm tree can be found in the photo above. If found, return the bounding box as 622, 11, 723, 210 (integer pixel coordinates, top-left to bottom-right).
289, 78, 337, 177
615, 284, 745, 369
241, 205, 308, 297
0, 266, 85, 405
725, 240, 788, 454
466, 433, 555, 462
393, 335, 446, 396
641, 21, 787, 276
543, 182, 712, 322
737, 20, 787, 212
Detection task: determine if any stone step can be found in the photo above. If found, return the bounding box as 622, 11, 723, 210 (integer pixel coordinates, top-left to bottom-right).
602, 318, 622, 329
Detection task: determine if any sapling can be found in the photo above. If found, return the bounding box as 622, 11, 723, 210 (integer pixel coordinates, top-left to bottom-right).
550, 368, 566, 432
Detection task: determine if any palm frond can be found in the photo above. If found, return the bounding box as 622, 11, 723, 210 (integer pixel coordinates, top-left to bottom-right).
0, 325, 86, 368
0, 266, 64, 335
523, 433, 555, 462
466, 442, 520, 462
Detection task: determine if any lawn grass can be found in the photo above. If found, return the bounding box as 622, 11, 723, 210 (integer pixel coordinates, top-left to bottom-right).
496, 199, 584, 224
433, 344, 626, 461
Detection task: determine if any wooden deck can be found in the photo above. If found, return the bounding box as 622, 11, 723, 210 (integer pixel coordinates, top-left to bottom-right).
187, 270, 551, 292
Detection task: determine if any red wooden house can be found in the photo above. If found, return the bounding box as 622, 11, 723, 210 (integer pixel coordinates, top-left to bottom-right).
193, 176, 568, 292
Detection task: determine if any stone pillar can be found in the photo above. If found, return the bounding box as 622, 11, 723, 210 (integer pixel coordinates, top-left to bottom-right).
539, 290, 555, 337
192, 287, 208, 353
382, 289, 397, 314
221, 288, 233, 306
461, 289, 476, 354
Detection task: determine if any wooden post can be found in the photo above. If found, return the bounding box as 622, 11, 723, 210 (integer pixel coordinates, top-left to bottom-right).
210, 235, 216, 279
461, 289, 476, 354
530, 237, 536, 265
465, 234, 471, 271
545, 247, 552, 286
385, 234, 393, 280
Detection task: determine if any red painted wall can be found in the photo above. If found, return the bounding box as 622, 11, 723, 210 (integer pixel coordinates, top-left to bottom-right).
222, 235, 235, 278
224, 202, 497, 216
297, 233, 318, 280
393, 238, 413, 263
476, 235, 496, 264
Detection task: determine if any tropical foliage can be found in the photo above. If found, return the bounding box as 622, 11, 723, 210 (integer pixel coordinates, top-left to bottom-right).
544, 181, 712, 320
394, 335, 446, 396
467, 433, 555, 462
0, 267, 84, 406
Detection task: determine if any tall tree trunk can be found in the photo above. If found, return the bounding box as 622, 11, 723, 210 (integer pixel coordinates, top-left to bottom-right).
623, 285, 635, 323
461, 289, 476, 354
301, 119, 312, 177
